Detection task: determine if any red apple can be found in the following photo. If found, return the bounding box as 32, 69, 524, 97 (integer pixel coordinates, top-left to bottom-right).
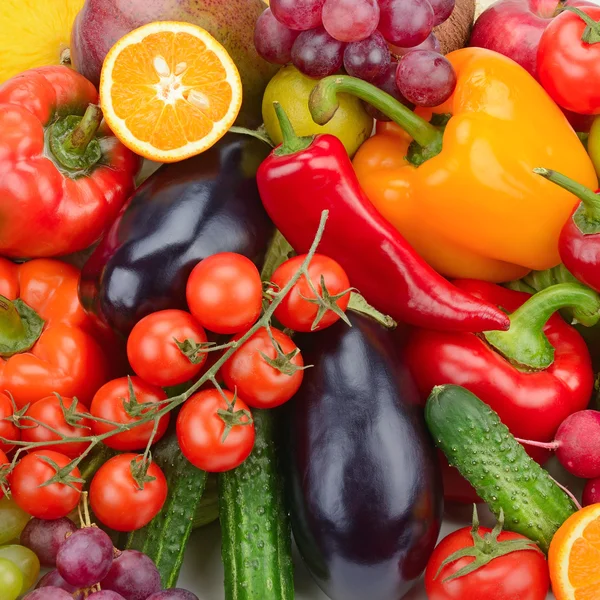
470, 0, 593, 78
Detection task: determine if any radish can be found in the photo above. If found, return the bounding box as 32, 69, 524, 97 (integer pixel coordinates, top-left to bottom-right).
583, 478, 600, 506
516, 410, 600, 479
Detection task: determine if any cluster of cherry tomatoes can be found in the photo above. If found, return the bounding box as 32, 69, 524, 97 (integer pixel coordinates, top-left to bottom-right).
0, 251, 351, 534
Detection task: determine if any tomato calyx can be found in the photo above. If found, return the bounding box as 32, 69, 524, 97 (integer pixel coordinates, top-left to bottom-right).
175, 337, 214, 364
347, 293, 397, 330
561, 6, 600, 44
300, 275, 355, 331
129, 454, 157, 490
121, 376, 158, 419
259, 327, 310, 377
216, 390, 254, 442
435, 506, 542, 583
38, 454, 85, 491
0, 296, 45, 358
54, 394, 89, 429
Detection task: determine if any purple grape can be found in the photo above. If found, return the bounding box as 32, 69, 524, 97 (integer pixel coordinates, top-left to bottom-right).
389, 33, 441, 56
378, 0, 434, 48
147, 591, 200, 600
429, 0, 456, 25
270, 0, 326, 30
101, 550, 161, 600
396, 50, 456, 106
343, 31, 391, 83
20, 517, 77, 567
88, 592, 127, 600
254, 8, 300, 65
292, 27, 345, 79
36, 569, 85, 599
364, 60, 414, 120
322, 0, 380, 42
24, 588, 74, 600
56, 526, 114, 587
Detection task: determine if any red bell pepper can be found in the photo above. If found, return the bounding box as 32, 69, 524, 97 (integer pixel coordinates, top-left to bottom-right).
0, 258, 112, 408
256, 105, 509, 333
535, 168, 600, 294
406, 280, 595, 448
0, 66, 140, 258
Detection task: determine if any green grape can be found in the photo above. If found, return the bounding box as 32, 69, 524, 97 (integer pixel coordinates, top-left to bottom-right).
0, 498, 30, 545
0, 557, 23, 600
0, 545, 40, 593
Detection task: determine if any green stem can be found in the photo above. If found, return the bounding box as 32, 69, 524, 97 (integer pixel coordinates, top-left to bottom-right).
272, 102, 314, 156
309, 75, 443, 158
534, 167, 600, 233
0, 296, 45, 358
561, 6, 600, 43
0, 297, 25, 345
484, 283, 600, 369
65, 104, 103, 154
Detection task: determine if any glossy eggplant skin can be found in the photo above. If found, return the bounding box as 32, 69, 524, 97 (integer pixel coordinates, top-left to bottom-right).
79, 134, 274, 336
287, 314, 442, 600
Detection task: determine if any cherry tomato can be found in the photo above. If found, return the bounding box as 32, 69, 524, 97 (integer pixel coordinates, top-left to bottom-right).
271, 254, 351, 332
186, 253, 263, 334
10, 450, 82, 519
222, 328, 304, 409
0, 449, 8, 500
127, 309, 208, 388
89, 453, 167, 532
425, 525, 550, 600
90, 377, 169, 451
0, 392, 19, 453
176, 389, 255, 472
21, 396, 91, 458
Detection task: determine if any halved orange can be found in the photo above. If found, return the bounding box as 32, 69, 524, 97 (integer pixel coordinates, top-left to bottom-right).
99, 21, 242, 163
549, 504, 600, 600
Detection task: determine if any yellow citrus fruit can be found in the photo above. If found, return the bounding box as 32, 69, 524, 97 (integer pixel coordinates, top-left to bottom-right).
0, 0, 84, 84
100, 21, 242, 163
549, 503, 600, 600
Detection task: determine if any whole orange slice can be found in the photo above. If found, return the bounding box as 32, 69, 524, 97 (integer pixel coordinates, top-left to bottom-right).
100, 21, 242, 163
549, 504, 600, 600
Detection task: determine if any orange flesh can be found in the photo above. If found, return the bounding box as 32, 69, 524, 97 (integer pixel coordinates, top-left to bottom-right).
569, 518, 600, 598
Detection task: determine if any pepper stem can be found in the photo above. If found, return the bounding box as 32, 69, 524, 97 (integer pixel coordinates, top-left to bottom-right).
484, 283, 600, 370
0, 296, 45, 358
309, 75, 444, 161
64, 104, 103, 155
534, 167, 600, 234
561, 6, 600, 44
272, 102, 314, 156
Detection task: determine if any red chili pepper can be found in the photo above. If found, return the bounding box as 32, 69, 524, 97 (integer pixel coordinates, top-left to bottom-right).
405, 280, 595, 449
256, 104, 509, 333
534, 168, 600, 293
0, 66, 140, 259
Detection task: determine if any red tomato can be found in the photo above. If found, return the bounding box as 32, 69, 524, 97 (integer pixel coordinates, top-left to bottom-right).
10, 450, 82, 519
186, 253, 263, 334
538, 6, 600, 114
271, 254, 351, 332
21, 396, 92, 458
127, 309, 208, 388
425, 525, 550, 600
90, 377, 169, 451
222, 328, 304, 408
0, 448, 8, 499
176, 389, 255, 472
0, 392, 19, 453
89, 453, 167, 532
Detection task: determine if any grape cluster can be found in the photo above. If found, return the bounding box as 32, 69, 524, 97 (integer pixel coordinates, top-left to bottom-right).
254, 0, 457, 108
20, 518, 198, 600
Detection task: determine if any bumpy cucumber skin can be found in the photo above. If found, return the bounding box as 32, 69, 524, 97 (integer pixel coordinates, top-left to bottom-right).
219, 409, 294, 600
425, 384, 576, 553
79, 444, 117, 486
125, 433, 207, 587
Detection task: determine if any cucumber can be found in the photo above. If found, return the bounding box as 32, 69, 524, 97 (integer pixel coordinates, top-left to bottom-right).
125, 433, 207, 587
219, 409, 294, 600
79, 443, 118, 486
425, 384, 576, 553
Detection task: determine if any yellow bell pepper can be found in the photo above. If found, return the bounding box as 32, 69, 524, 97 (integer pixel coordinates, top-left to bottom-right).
310, 48, 598, 282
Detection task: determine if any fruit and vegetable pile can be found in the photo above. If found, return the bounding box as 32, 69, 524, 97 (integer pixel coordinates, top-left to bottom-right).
5, 0, 600, 599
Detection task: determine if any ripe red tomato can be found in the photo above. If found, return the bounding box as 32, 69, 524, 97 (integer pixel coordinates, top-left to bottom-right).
186, 253, 263, 334
0, 392, 19, 453
90, 377, 169, 451
176, 389, 255, 472
425, 525, 550, 600
271, 254, 351, 332
10, 450, 82, 519
21, 396, 92, 458
89, 453, 167, 532
127, 309, 208, 388
222, 328, 304, 409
